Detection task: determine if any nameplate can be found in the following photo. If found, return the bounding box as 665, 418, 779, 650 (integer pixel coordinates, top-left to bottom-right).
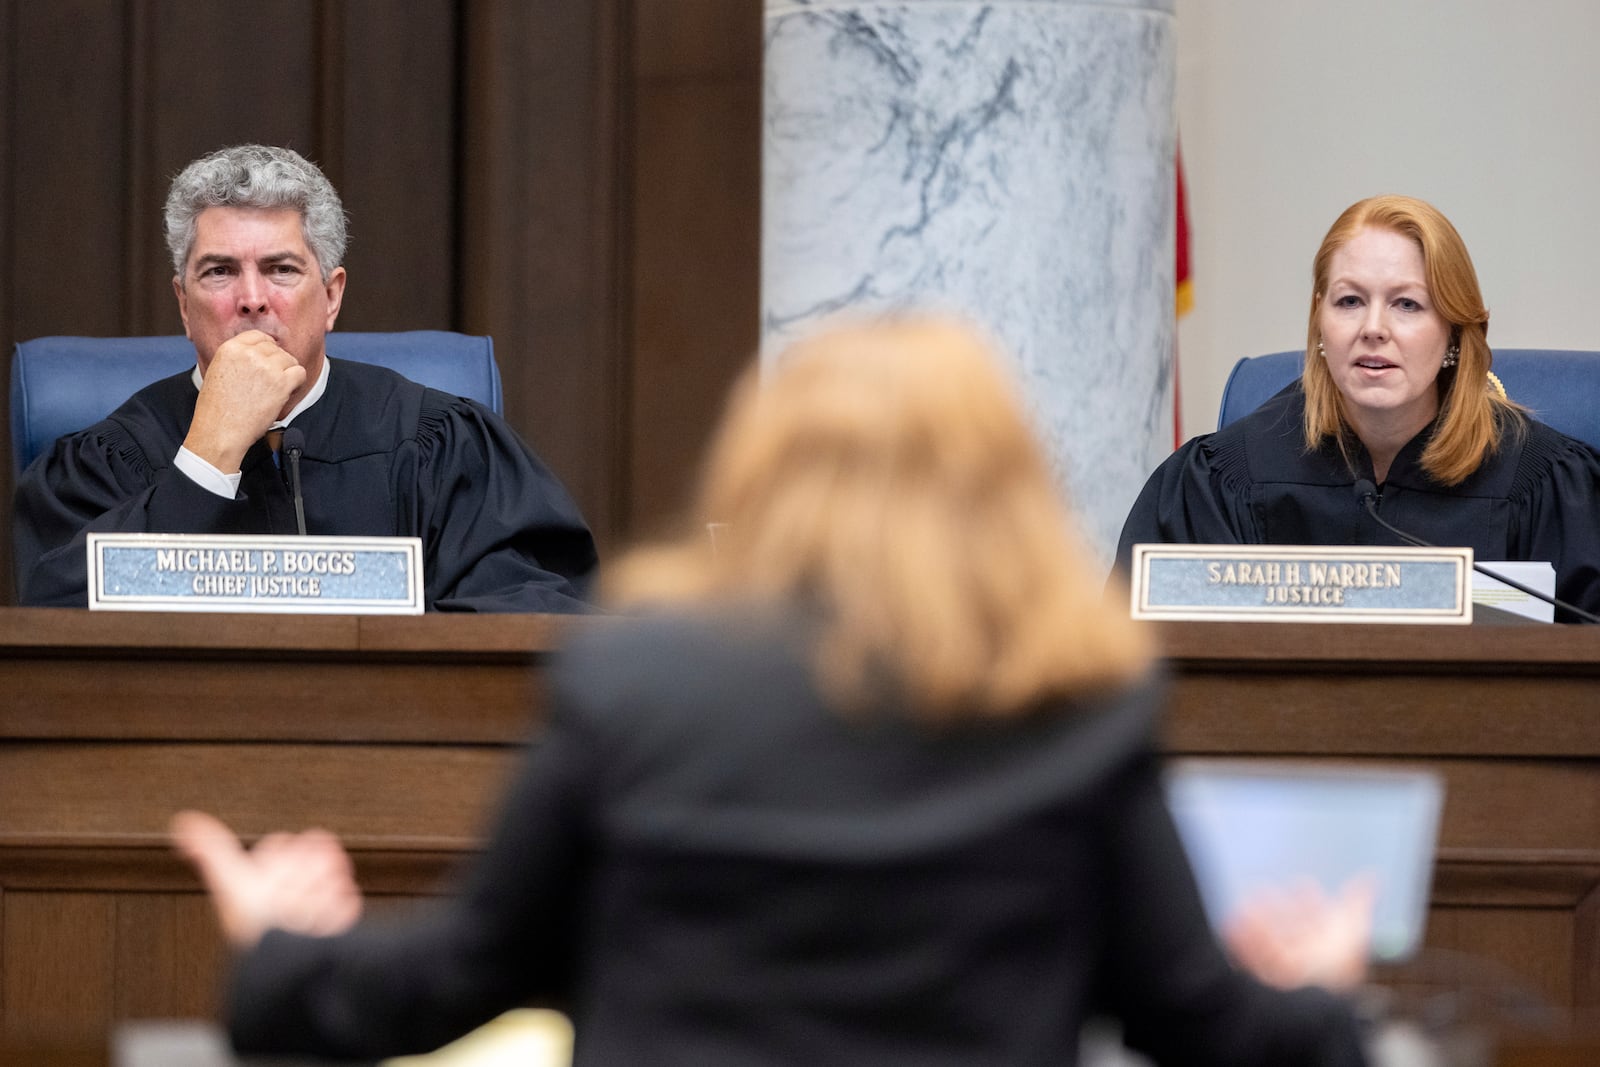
1130, 544, 1473, 624
87, 533, 425, 614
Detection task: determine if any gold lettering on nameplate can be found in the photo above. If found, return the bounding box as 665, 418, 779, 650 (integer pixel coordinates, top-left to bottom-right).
1201, 557, 1407, 606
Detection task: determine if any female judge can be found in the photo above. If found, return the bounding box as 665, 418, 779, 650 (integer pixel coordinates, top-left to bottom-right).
1117, 195, 1600, 621
175, 318, 1372, 1065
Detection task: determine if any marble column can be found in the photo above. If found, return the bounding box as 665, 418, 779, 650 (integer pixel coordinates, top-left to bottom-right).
763, 0, 1175, 561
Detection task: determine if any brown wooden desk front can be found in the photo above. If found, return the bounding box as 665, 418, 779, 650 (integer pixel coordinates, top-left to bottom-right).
1158, 619, 1600, 1028
3, 610, 1598, 1044
0, 608, 560, 1046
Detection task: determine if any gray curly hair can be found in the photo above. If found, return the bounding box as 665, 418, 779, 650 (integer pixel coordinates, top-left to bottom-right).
165, 145, 348, 280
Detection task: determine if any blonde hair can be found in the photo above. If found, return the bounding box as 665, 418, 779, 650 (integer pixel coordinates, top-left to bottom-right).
607, 317, 1151, 722
1302, 195, 1518, 484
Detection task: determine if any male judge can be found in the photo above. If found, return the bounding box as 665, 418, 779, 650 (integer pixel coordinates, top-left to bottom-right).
14, 144, 597, 612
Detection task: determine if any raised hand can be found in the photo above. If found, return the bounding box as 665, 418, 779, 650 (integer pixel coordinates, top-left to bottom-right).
1223, 876, 1375, 992
171, 810, 363, 949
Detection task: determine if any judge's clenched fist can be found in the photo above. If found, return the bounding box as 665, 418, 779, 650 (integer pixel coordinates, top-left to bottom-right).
183, 330, 308, 473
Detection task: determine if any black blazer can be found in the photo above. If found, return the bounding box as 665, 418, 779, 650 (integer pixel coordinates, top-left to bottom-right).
227, 609, 1366, 1066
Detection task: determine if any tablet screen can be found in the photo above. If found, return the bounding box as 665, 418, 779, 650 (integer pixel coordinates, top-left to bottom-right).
1164, 760, 1443, 962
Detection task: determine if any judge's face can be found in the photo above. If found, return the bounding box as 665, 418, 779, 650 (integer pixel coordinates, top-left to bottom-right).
173, 206, 346, 379
1317, 226, 1451, 441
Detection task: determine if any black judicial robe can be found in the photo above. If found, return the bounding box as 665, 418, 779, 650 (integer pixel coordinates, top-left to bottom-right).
1115, 385, 1600, 622
14, 358, 598, 613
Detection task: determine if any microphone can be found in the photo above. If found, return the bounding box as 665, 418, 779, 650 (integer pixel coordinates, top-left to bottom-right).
281, 427, 307, 537
1352, 480, 1600, 624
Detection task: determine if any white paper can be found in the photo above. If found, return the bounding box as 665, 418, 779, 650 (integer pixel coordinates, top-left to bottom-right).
1471, 561, 1555, 623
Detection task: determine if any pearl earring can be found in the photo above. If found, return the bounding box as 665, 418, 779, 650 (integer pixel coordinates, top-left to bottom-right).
1442, 344, 1460, 369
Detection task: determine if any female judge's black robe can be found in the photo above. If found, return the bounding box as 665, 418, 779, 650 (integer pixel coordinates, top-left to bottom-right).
14, 358, 598, 613
1116, 386, 1600, 622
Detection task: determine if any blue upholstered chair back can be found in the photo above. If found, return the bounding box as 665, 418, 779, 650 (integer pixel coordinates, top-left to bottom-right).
10, 331, 502, 476
1217, 348, 1600, 451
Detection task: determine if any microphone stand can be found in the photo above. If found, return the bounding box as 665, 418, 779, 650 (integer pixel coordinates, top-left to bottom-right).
281, 427, 308, 537
1353, 480, 1600, 625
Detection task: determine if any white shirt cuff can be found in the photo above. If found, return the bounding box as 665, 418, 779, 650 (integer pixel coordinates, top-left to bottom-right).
174, 447, 243, 499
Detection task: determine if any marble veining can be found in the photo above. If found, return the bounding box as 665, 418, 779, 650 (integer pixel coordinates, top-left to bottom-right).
764, 0, 1175, 561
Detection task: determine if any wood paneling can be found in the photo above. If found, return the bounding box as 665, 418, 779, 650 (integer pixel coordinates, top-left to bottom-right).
458, 0, 630, 546
0, 0, 14, 608
0, 656, 540, 739
0, 742, 520, 844
627, 0, 761, 534
11, 2, 132, 341
319, 0, 460, 332
1, 894, 116, 1044
1409, 906, 1577, 1028
140, 1, 324, 336
0, 607, 555, 741
111, 894, 226, 1022
1573, 881, 1600, 1032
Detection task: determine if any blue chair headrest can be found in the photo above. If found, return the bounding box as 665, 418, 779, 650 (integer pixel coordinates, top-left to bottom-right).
1217, 348, 1600, 452
10, 331, 501, 476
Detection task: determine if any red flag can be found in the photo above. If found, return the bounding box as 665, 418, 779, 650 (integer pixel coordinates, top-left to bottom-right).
1175, 147, 1193, 318
1173, 145, 1192, 448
